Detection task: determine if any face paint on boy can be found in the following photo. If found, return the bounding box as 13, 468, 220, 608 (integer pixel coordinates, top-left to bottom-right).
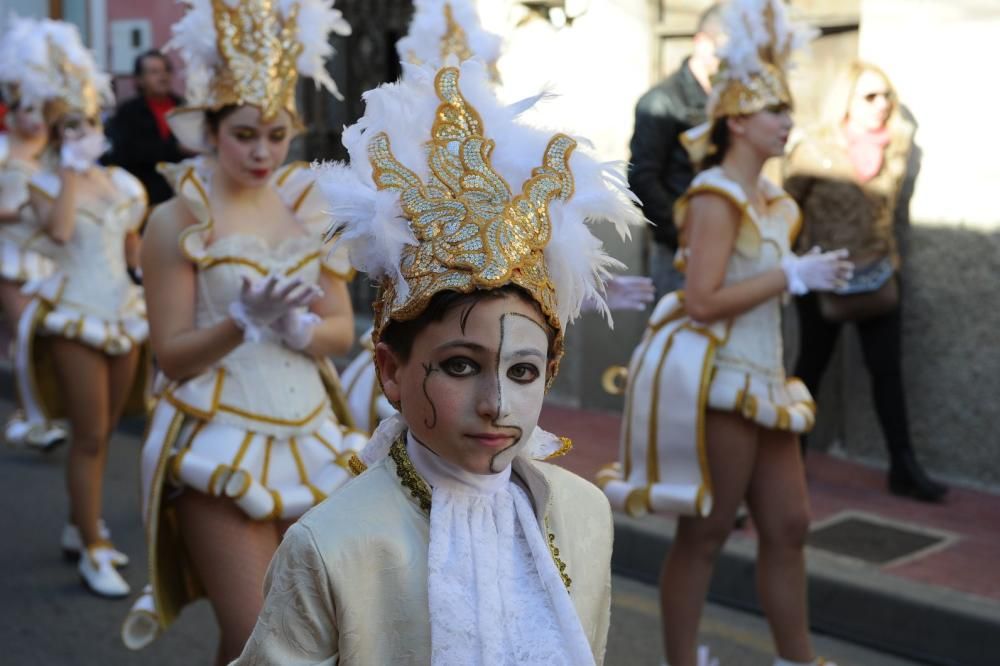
389, 294, 551, 475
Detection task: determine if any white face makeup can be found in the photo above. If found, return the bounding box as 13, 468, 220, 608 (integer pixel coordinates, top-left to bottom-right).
377, 292, 552, 475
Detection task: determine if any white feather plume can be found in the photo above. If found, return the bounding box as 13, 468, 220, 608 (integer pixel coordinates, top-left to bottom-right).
315, 60, 645, 330
715, 0, 814, 84
1, 16, 113, 111
279, 0, 352, 99
396, 0, 502, 69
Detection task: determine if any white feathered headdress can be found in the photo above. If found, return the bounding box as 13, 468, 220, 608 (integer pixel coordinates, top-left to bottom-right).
165, 0, 351, 152
710, 0, 815, 118
0, 16, 112, 118
396, 0, 502, 74
682, 0, 814, 162
316, 61, 643, 373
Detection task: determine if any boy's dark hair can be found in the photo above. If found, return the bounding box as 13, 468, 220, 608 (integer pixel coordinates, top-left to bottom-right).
379, 285, 556, 363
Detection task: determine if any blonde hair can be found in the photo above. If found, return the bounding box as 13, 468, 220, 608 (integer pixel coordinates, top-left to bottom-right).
819, 60, 902, 133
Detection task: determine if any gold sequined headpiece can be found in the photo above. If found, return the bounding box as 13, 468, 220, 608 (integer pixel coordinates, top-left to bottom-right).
683, 0, 813, 162
167, 0, 351, 152
0, 17, 112, 120
369, 67, 575, 357
45, 38, 103, 118
209, 0, 302, 120
318, 61, 643, 379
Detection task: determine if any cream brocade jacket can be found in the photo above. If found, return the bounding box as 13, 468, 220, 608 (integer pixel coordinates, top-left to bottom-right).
234, 450, 614, 665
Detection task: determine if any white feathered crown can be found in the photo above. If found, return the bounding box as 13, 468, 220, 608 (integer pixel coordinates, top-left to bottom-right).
316, 61, 643, 373
166, 0, 351, 151
396, 0, 502, 74
0, 16, 112, 118
707, 0, 815, 118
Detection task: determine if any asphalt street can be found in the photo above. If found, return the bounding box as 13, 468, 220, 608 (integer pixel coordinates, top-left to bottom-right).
0, 398, 922, 665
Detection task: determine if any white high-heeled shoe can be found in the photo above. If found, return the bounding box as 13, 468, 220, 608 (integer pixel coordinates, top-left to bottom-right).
62, 521, 129, 566
663, 645, 720, 666
4, 415, 67, 450
79, 545, 130, 598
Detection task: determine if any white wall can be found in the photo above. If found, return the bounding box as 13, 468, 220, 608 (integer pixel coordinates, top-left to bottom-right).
861, 0, 1000, 228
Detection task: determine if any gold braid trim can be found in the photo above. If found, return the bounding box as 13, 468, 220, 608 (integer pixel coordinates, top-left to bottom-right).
389, 436, 433, 514
545, 519, 572, 590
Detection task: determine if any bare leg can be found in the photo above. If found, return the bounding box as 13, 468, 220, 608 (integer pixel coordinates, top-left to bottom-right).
106, 348, 139, 432
747, 429, 814, 662
661, 410, 760, 666
175, 490, 284, 666
0, 279, 30, 343
50, 338, 111, 546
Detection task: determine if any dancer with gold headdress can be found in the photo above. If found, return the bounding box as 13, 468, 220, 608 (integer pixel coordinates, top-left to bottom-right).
233, 58, 644, 665
12, 18, 148, 599
0, 17, 68, 449
597, 2, 851, 665
120, 0, 361, 660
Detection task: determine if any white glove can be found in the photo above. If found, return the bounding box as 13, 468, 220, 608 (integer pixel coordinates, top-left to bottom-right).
229, 274, 323, 342
270, 309, 322, 351
605, 275, 656, 311
60, 130, 109, 172
781, 247, 853, 296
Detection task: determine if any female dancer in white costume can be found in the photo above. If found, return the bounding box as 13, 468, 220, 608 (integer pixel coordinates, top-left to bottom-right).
16, 19, 148, 598
0, 18, 67, 448
121, 1, 360, 662
599, 3, 852, 665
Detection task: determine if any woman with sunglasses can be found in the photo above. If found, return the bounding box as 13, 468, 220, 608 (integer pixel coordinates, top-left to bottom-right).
783, 61, 947, 502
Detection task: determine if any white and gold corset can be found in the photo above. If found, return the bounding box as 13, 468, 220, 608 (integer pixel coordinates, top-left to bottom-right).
160, 159, 353, 439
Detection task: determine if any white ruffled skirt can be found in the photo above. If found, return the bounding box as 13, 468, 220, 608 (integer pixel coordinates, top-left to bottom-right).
598, 292, 815, 519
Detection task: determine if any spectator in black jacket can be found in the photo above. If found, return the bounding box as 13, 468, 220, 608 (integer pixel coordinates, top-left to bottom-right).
628, 4, 723, 300
104, 50, 187, 206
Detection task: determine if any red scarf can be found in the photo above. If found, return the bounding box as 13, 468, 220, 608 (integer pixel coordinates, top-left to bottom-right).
844, 124, 891, 183
146, 96, 176, 140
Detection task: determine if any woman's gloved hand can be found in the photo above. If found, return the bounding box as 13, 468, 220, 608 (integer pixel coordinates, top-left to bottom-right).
60, 129, 109, 172
270, 309, 322, 351
781, 247, 854, 295
229, 274, 323, 342
605, 275, 657, 311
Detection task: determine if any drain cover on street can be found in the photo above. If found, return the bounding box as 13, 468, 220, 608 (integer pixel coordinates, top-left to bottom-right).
807, 514, 945, 565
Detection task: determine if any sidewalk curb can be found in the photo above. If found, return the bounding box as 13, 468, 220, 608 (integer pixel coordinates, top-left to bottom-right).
612, 513, 1000, 666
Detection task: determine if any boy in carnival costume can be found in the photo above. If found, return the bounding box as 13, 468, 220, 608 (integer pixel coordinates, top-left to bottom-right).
234, 59, 645, 664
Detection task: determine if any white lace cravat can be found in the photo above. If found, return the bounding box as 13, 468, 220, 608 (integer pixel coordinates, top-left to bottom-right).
406, 435, 595, 666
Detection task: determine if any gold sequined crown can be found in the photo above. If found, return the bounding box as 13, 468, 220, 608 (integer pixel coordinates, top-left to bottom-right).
208, 0, 303, 120
368, 66, 576, 357
45, 37, 103, 118
707, 0, 809, 119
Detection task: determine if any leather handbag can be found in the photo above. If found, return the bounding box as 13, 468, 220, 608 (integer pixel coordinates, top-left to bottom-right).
817, 255, 898, 322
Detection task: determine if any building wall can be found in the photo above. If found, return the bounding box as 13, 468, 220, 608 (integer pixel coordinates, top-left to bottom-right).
104, 0, 186, 99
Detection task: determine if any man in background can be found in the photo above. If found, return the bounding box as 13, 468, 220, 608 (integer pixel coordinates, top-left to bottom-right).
104, 50, 187, 206
628, 4, 723, 300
